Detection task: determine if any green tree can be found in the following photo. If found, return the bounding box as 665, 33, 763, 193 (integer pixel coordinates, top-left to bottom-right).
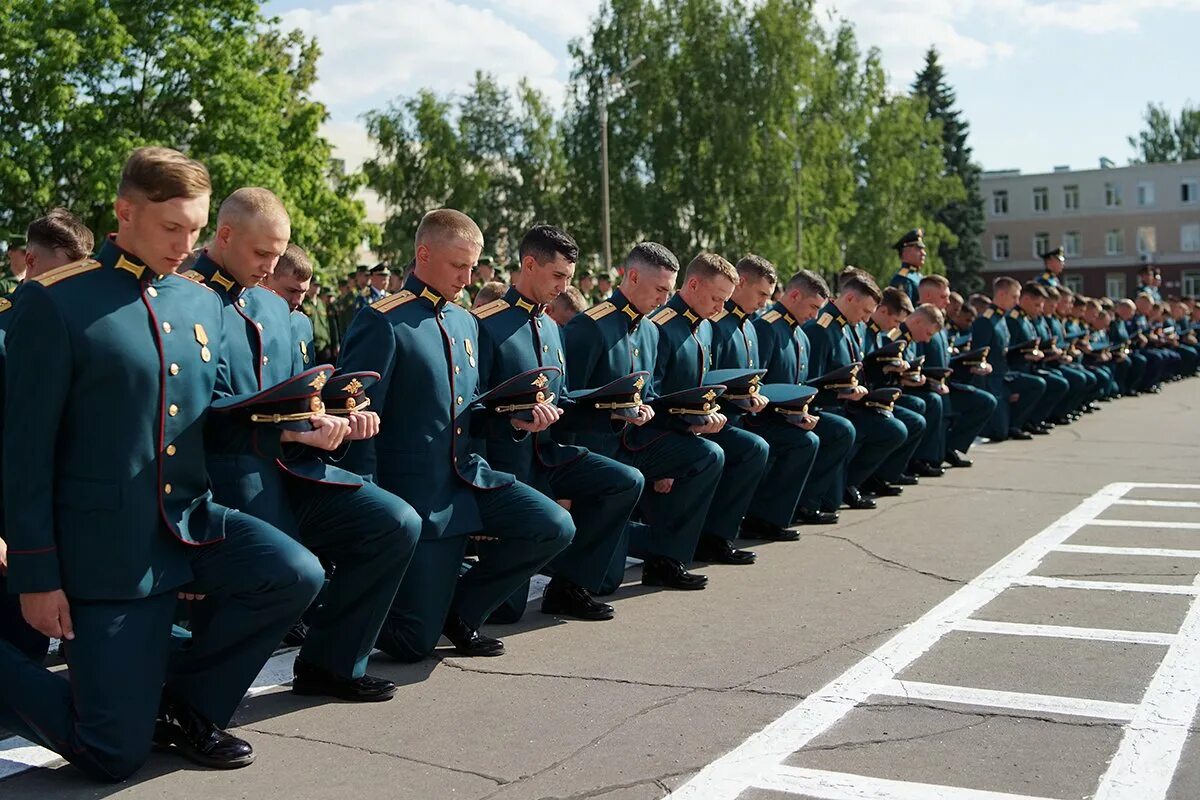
0, 0, 367, 273
912, 47, 984, 290
1129, 102, 1200, 163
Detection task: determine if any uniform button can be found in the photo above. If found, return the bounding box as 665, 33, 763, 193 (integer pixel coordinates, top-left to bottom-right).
542, 345, 549, 352
238, 298, 247, 308
166, 444, 177, 456
146, 286, 158, 298
455, 427, 462, 435
168, 404, 179, 416
256, 322, 263, 331
262, 356, 269, 365
633, 348, 639, 356
169, 363, 180, 375
456, 396, 463, 405
162, 322, 172, 333
164, 483, 173, 494
454, 366, 461, 374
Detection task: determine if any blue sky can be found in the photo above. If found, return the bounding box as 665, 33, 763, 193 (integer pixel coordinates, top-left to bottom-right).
263, 0, 1200, 177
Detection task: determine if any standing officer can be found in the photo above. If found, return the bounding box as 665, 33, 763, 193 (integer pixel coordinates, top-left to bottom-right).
193, 189, 420, 702
802, 270, 908, 508
338, 209, 574, 661
753, 269, 856, 523
0, 148, 324, 780
912, 274, 996, 466
0, 208, 96, 662
649, 253, 768, 564
564, 243, 723, 589
971, 277, 1047, 441
474, 224, 643, 621
888, 228, 926, 305
712, 256, 820, 535
1036, 246, 1065, 289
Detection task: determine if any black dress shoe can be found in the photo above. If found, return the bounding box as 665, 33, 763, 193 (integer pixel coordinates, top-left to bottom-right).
154, 698, 255, 769
641, 556, 708, 590
282, 620, 309, 647
540, 578, 614, 621
291, 658, 397, 702
694, 534, 757, 565
864, 476, 904, 496
910, 460, 945, 478
944, 450, 972, 468
742, 516, 801, 540
1051, 415, 1072, 425
794, 507, 839, 525
843, 486, 877, 510
893, 473, 919, 486
442, 613, 505, 657
1007, 427, 1033, 440
1022, 423, 1049, 436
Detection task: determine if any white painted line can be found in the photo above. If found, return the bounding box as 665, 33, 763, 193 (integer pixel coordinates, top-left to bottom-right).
1056, 543, 1200, 559
1012, 576, 1200, 595
954, 618, 1177, 646
1088, 519, 1200, 530
754, 766, 1059, 800
1093, 574, 1200, 799
1115, 483, 1200, 490
665, 482, 1137, 800
877, 679, 1138, 721
1112, 499, 1200, 509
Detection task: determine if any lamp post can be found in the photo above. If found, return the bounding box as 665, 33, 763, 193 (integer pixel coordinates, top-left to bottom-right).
777, 128, 802, 266
599, 54, 644, 272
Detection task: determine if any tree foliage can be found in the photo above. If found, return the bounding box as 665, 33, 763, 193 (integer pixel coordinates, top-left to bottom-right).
1129, 102, 1200, 163
0, 0, 368, 275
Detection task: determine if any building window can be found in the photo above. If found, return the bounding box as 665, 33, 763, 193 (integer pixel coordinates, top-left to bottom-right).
992, 234, 1010, 261
1183, 180, 1199, 204
1106, 273, 1127, 299
1137, 181, 1155, 207
1184, 271, 1200, 297
1105, 229, 1125, 255
1063, 231, 1082, 257
1105, 182, 1123, 207
1183, 223, 1200, 253
1136, 226, 1157, 255
1033, 232, 1050, 258
992, 190, 1009, 216
1064, 274, 1084, 293
1032, 187, 1049, 213
1064, 185, 1080, 210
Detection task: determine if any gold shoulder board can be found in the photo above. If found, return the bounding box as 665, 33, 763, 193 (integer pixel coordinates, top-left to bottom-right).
0, 297, 11, 314
816, 312, 834, 328
887, 328, 901, 340
584, 301, 616, 320
372, 290, 415, 313
983, 308, 994, 318
711, 309, 729, 323
472, 298, 510, 320
34, 258, 102, 287
649, 307, 677, 326
761, 310, 781, 323
179, 269, 206, 284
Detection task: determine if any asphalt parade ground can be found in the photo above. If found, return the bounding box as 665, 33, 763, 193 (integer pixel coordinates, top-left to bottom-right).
3, 379, 1200, 799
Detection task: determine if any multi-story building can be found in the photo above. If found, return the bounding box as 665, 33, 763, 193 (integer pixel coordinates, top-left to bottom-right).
980, 159, 1200, 299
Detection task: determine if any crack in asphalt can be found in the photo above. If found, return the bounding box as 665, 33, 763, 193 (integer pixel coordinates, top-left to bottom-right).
240, 726, 509, 785
729, 623, 907, 692
809, 531, 965, 584
532, 767, 698, 800
476, 691, 696, 800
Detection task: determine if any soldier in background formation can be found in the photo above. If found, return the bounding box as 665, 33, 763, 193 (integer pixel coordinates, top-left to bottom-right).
3, 148, 1199, 788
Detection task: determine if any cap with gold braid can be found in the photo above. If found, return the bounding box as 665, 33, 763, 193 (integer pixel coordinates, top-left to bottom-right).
650, 384, 727, 426
565, 371, 649, 421
210, 365, 335, 431
703, 368, 766, 412
950, 346, 990, 382
322, 371, 380, 415
759, 383, 819, 427
807, 362, 862, 407
474, 366, 562, 422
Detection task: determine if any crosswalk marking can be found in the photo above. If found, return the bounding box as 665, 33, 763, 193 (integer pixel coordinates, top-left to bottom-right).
667, 482, 1200, 800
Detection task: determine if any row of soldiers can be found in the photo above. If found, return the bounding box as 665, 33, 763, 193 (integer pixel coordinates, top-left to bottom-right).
0, 146, 1196, 786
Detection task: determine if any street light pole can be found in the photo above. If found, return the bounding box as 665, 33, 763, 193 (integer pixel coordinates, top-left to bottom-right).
598, 55, 643, 272
793, 152, 802, 265
599, 89, 612, 273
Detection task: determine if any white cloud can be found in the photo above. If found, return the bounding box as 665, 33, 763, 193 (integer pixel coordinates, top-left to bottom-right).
280, 0, 569, 115
480, 0, 602, 42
